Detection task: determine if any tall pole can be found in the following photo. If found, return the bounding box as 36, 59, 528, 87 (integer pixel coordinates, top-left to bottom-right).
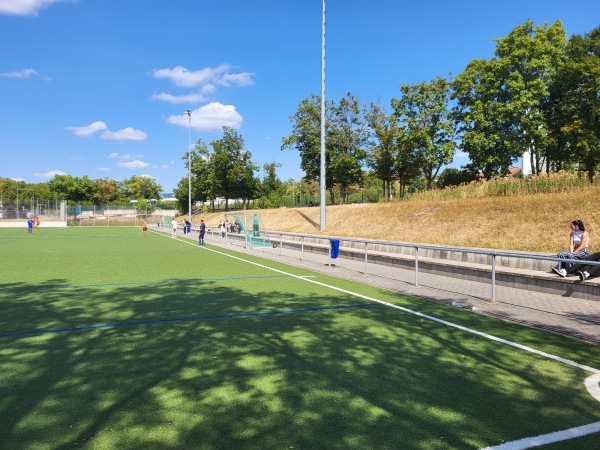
320, 0, 326, 231
184, 110, 192, 222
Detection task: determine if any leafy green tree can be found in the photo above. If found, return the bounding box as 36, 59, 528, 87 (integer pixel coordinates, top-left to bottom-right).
494, 20, 567, 174
365, 102, 398, 200
190, 139, 215, 206
282, 94, 324, 189
392, 76, 456, 190
173, 177, 189, 215
435, 167, 479, 189
0, 177, 20, 203
258, 162, 283, 208
48, 175, 96, 203
327, 93, 368, 202
92, 178, 126, 205
394, 129, 424, 198
122, 175, 162, 202
261, 162, 283, 196
211, 127, 259, 210
452, 58, 518, 177
282, 92, 368, 203
548, 26, 600, 182
453, 21, 568, 177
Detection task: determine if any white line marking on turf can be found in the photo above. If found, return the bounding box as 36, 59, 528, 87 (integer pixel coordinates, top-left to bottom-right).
585, 373, 600, 402
165, 235, 600, 448
172, 238, 600, 376
480, 421, 600, 450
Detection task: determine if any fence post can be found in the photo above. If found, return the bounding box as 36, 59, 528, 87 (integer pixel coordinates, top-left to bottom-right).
364, 242, 368, 275
301, 236, 304, 261
280, 234, 283, 256
415, 246, 419, 287
491, 253, 497, 302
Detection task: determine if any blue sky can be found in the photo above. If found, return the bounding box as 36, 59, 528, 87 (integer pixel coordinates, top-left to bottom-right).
0, 0, 596, 193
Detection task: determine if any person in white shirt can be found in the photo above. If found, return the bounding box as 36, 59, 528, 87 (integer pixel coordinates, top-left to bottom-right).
171, 219, 178, 238
552, 219, 589, 277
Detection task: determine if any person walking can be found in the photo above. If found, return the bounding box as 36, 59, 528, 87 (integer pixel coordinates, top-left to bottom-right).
140, 219, 149, 235
553, 219, 589, 277
198, 219, 206, 246
27, 217, 34, 234
171, 218, 178, 238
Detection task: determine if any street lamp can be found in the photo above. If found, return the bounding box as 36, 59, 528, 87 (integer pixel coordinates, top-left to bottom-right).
320, 0, 326, 230
184, 109, 192, 223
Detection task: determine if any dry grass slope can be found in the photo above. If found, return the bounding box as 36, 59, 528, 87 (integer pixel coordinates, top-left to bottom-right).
189, 187, 600, 254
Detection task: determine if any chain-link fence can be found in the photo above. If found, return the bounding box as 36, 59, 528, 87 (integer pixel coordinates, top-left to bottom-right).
0, 199, 66, 220
66, 205, 179, 227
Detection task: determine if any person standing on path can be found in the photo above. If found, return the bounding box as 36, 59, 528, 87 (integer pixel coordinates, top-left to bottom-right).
171, 218, 178, 238
198, 219, 206, 246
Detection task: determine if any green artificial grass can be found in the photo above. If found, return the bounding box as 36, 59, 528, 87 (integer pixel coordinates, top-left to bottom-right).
1, 227, 599, 449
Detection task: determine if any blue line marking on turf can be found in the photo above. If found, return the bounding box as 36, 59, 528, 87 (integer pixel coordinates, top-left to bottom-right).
0, 275, 292, 292
0, 303, 381, 339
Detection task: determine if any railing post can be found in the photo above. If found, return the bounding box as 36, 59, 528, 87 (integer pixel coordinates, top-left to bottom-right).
415, 246, 419, 287
301, 236, 304, 261
491, 253, 496, 302
280, 234, 283, 256
364, 242, 368, 275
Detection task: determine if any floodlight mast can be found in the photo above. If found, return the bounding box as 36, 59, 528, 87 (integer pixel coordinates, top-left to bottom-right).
184, 110, 192, 223
320, 0, 326, 231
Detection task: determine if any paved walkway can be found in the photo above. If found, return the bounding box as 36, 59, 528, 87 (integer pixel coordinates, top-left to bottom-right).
177, 229, 600, 345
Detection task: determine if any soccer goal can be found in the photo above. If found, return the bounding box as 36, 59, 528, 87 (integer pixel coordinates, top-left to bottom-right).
224, 213, 272, 249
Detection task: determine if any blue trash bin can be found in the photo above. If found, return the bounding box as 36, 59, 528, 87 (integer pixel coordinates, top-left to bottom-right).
187, 224, 191, 233
330, 239, 340, 259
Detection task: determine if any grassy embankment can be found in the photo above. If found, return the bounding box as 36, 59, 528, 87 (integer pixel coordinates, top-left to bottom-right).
188, 174, 600, 253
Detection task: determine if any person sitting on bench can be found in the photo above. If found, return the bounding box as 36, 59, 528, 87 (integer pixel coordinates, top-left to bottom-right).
573, 251, 600, 281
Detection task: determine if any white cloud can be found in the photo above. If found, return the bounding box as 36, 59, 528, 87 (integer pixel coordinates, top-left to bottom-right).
116, 160, 149, 169
0, 68, 39, 78
0, 0, 75, 16
108, 152, 119, 158
122, 153, 144, 160
218, 72, 255, 87
152, 64, 227, 88
151, 64, 254, 105
151, 92, 208, 104
68, 123, 146, 141
34, 170, 68, 178
10, 177, 25, 182
167, 102, 243, 132
66, 121, 107, 137
101, 128, 147, 141
139, 173, 156, 179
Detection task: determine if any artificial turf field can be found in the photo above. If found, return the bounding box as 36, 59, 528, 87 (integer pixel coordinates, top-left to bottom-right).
1, 226, 599, 450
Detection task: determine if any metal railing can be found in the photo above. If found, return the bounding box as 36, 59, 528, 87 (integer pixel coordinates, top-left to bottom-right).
238, 231, 600, 302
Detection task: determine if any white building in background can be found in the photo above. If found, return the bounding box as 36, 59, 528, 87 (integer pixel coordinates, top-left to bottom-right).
521, 149, 548, 176
522, 150, 534, 176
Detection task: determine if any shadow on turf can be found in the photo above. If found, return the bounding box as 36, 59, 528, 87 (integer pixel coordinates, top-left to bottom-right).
1, 279, 599, 449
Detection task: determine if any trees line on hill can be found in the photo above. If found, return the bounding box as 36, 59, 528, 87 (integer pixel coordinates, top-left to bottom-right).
178, 20, 599, 212
2, 21, 597, 214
